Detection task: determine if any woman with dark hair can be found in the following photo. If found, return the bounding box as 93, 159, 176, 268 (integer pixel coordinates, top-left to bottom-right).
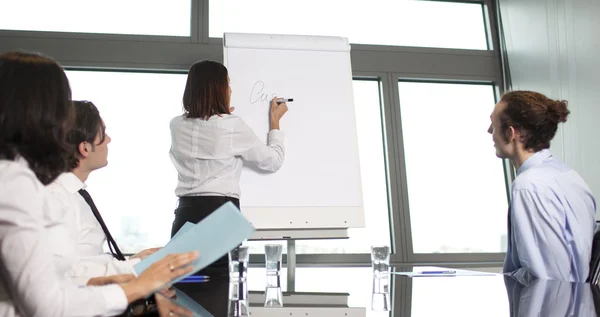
0, 51, 197, 317
170, 60, 288, 275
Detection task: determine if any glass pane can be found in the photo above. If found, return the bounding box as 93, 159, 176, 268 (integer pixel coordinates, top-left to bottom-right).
0, 0, 191, 36
66, 71, 187, 252
398, 82, 508, 253
210, 0, 487, 50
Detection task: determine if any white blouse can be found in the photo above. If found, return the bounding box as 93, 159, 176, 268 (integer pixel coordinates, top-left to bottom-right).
170, 114, 285, 198
0, 158, 127, 317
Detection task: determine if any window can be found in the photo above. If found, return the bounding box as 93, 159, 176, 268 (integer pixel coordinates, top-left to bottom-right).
0, 0, 191, 36
66, 74, 390, 256
295, 79, 391, 254
209, 0, 488, 50
66, 70, 187, 253
398, 82, 507, 254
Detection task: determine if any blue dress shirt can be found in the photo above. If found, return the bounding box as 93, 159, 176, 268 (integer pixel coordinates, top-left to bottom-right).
503, 150, 596, 282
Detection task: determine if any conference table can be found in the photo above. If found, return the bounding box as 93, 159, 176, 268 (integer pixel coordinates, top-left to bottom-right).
166, 266, 599, 316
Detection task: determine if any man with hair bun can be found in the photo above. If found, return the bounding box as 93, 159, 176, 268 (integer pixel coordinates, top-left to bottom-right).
488, 90, 596, 282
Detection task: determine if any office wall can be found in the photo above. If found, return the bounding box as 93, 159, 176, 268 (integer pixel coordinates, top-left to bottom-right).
499, 0, 600, 217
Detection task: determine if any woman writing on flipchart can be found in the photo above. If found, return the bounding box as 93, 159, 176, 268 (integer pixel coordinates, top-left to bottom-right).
169, 60, 289, 276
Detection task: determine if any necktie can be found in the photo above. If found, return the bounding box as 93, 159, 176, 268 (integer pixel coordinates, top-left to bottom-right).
78, 189, 126, 261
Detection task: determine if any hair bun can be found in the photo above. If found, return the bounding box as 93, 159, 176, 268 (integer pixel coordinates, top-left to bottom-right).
552, 100, 569, 123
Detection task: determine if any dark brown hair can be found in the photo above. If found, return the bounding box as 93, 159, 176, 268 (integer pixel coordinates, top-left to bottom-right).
183, 60, 230, 119
0, 51, 73, 185
66, 100, 106, 170
499, 90, 569, 151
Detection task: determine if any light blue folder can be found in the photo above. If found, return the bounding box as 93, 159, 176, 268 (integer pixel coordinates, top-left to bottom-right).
134, 201, 255, 283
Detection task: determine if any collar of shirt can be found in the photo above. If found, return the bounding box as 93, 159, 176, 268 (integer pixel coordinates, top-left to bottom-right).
207, 113, 232, 120
517, 149, 553, 176
54, 172, 86, 194
181, 113, 233, 122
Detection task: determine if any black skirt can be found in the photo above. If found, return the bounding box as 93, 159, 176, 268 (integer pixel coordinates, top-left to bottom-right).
171, 195, 241, 278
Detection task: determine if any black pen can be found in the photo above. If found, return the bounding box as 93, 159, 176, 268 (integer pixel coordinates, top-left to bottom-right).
276, 98, 293, 103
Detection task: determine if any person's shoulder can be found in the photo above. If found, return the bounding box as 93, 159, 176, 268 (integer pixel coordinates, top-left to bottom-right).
210, 114, 249, 128
513, 176, 559, 197
231, 116, 257, 135
172, 113, 241, 125
0, 158, 48, 221
170, 114, 187, 126
0, 158, 43, 198
0, 158, 38, 184
46, 172, 81, 195
225, 114, 248, 124
209, 113, 242, 122
513, 170, 544, 189
514, 157, 565, 187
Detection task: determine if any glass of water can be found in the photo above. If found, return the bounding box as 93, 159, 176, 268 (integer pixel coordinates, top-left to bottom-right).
264, 275, 283, 308
229, 246, 249, 282
264, 244, 282, 276
371, 245, 390, 277
371, 286, 391, 311
228, 280, 249, 316
371, 270, 391, 311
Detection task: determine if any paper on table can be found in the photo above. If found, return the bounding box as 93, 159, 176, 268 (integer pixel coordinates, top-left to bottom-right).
168, 221, 195, 245
392, 271, 498, 277
134, 201, 255, 284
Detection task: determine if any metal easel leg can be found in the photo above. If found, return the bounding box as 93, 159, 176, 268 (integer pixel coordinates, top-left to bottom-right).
287, 239, 296, 292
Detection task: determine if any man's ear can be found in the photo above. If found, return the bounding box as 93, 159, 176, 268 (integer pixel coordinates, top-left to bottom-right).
77, 142, 90, 159
508, 126, 519, 143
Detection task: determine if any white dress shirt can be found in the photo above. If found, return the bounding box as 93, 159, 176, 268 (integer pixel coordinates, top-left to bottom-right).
170, 114, 285, 198
0, 158, 127, 317
47, 172, 140, 286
